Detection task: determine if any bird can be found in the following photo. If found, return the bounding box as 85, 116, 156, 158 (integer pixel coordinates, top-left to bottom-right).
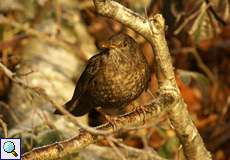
55, 33, 150, 117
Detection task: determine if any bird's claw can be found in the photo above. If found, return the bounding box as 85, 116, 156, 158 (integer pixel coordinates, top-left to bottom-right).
135, 105, 148, 124
104, 114, 119, 131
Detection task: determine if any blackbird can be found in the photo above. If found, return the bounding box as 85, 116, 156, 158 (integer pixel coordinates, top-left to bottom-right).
55, 33, 150, 116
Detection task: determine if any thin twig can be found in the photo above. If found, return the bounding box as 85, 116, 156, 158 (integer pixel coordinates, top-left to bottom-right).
191, 49, 216, 83
110, 137, 166, 160
0, 101, 20, 124
171, 47, 216, 83
107, 136, 127, 160
204, 0, 227, 26
174, 3, 211, 35
0, 34, 28, 50
0, 15, 73, 53
37, 111, 61, 134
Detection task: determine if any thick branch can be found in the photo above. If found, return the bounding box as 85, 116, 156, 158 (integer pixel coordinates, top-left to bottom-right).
22, 93, 173, 160
169, 100, 212, 160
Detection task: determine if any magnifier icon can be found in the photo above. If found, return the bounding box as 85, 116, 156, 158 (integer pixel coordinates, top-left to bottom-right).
3, 141, 18, 157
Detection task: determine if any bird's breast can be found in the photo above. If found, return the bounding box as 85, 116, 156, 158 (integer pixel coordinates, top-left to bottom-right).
89, 59, 148, 107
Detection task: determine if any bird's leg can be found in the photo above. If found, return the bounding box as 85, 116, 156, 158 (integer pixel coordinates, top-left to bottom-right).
104, 114, 120, 131
96, 108, 119, 131
134, 90, 154, 124
136, 105, 148, 124
129, 101, 149, 125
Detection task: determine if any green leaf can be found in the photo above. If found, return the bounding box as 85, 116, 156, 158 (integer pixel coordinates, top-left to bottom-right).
177, 69, 210, 92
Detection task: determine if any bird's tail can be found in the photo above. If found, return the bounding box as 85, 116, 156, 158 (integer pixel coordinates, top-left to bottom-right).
54, 98, 93, 116
54, 98, 79, 115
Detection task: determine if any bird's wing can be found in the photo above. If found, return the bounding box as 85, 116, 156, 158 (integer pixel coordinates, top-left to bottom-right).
55, 50, 107, 115
73, 51, 106, 98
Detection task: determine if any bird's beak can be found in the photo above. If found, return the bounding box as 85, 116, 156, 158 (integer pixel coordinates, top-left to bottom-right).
100, 42, 117, 49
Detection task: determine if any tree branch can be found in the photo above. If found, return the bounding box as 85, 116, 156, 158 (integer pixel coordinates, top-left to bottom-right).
22, 92, 173, 160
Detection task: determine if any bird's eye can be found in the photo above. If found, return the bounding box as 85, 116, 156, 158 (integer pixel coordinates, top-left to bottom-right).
123, 42, 128, 47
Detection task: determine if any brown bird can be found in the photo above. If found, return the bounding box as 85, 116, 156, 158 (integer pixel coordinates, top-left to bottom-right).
55, 33, 150, 116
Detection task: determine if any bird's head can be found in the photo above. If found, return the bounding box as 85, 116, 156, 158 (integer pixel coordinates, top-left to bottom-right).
100, 33, 137, 51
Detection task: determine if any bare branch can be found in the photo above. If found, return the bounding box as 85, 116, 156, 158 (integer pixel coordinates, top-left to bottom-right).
107, 137, 127, 160
21, 94, 171, 160
110, 137, 166, 160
